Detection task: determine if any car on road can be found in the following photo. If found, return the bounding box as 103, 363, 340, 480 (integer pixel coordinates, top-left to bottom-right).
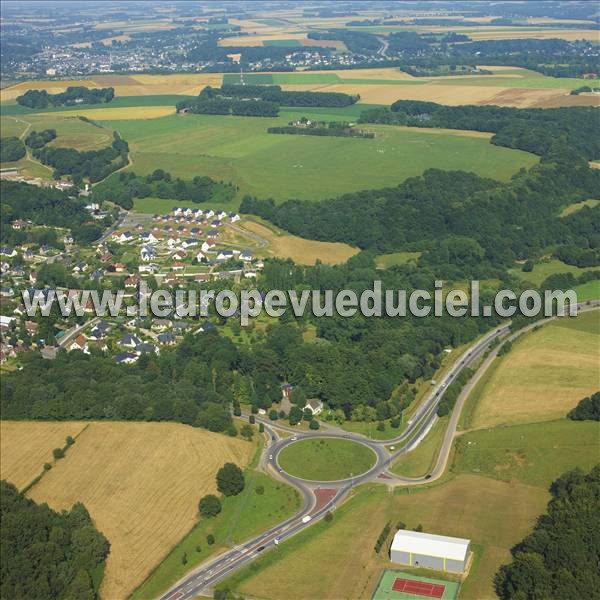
291, 436, 297, 441
425, 474, 432, 480
269, 454, 273, 460
301, 515, 312, 523
256, 546, 265, 552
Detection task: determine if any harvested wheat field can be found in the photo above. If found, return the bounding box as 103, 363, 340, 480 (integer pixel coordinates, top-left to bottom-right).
67, 106, 175, 120
24, 421, 257, 600
242, 219, 358, 265
470, 310, 600, 429
0, 421, 87, 489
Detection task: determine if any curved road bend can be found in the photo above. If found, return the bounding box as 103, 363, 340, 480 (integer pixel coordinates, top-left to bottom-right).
161, 301, 599, 600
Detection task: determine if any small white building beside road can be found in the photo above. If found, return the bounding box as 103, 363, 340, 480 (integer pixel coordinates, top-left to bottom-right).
390, 529, 470, 573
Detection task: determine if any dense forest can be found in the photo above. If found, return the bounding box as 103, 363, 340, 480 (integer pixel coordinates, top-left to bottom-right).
33, 131, 129, 184
93, 169, 235, 209
495, 466, 600, 599
0, 480, 109, 600
359, 101, 600, 160
0, 180, 105, 244
0, 136, 26, 162
16, 86, 115, 109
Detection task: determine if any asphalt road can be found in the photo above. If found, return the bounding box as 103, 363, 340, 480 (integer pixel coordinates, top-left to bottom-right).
161, 301, 599, 600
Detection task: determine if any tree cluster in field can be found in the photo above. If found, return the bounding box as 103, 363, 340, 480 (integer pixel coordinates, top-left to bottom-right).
176, 84, 357, 116
436, 367, 473, 417
16, 86, 115, 109
33, 131, 128, 184
24, 128, 57, 149
359, 101, 600, 160
0, 137, 26, 162
567, 391, 600, 421
570, 85, 600, 95
213, 84, 358, 108
268, 119, 374, 139
495, 466, 600, 599
0, 180, 105, 245
0, 480, 109, 600
93, 169, 235, 210
198, 463, 246, 518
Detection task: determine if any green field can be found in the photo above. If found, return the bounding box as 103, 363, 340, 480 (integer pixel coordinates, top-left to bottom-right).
263, 39, 302, 47
131, 470, 301, 600
375, 251, 422, 269
453, 419, 600, 489
278, 438, 377, 481
103, 112, 536, 202
511, 258, 600, 286
573, 279, 600, 301
373, 570, 459, 600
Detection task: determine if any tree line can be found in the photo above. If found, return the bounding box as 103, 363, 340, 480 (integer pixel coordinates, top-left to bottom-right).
94, 169, 235, 210
0, 480, 109, 600
568, 391, 600, 421
176, 84, 358, 116
16, 86, 115, 109
24, 128, 57, 149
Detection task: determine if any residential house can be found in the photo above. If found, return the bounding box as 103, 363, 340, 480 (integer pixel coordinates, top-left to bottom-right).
306, 398, 324, 415
112, 263, 127, 273
118, 333, 141, 348
151, 319, 172, 332
25, 321, 39, 336
140, 246, 156, 262
195, 250, 207, 263
69, 334, 88, 352
157, 332, 176, 345
240, 251, 253, 262
114, 351, 139, 364
125, 274, 140, 288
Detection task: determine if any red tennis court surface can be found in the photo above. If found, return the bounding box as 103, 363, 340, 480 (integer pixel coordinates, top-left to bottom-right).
392, 577, 445, 598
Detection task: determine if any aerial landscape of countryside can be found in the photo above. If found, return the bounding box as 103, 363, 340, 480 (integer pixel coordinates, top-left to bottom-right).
0, 2, 598, 600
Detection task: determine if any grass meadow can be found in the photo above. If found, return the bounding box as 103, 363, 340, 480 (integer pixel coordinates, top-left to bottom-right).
103, 112, 536, 202
278, 438, 377, 481
453, 419, 600, 489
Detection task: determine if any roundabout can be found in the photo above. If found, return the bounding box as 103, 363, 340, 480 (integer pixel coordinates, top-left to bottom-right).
276, 436, 378, 482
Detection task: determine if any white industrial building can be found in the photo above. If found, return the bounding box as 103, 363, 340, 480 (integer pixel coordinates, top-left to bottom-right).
390, 530, 470, 573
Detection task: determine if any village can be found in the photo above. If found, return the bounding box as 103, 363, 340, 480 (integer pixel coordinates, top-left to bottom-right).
0, 205, 266, 366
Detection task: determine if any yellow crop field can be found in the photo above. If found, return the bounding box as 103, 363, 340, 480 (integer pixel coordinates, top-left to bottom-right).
66, 106, 175, 120
21, 422, 257, 600
470, 310, 600, 429
242, 219, 359, 265
0, 421, 87, 490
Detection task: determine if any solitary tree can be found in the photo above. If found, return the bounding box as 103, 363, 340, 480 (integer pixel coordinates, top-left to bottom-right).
216, 463, 245, 496
199, 494, 222, 518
